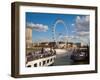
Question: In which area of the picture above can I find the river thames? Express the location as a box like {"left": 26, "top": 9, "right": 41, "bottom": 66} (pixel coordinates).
{"left": 53, "top": 49, "right": 89, "bottom": 66}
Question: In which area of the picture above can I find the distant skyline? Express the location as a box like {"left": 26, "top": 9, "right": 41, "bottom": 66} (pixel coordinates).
{"left": 26, "top": 12, "right": 90, "bottom": 45}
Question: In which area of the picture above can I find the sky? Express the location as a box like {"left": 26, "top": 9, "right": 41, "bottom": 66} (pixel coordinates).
{"left": 26, "top": 12, "right": 90, "bottom": 45}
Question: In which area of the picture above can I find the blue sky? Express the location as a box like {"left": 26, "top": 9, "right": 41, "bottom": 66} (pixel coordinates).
{"left": 26, "top": 12, "right": 89, "bottom": 44}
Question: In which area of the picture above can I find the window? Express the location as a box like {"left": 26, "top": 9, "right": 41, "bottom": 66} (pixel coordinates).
{"left": 43, "top": 61, "right": 45, "bottom": 65}
{"left": 50, "top": 58, "right": 52, "bottom": 62}
{"left": 27, "top": 65, "right": 31, "bottom": 67}
{"left": 47, "top": 60, "right": 49, "bottom": 63}
{"left": 34, "top": 63, "right": 37, "bottom": 67}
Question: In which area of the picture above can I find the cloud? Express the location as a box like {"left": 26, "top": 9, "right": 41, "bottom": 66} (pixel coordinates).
{"left": 76, "top": 31, "right": 89, "bottom": 36}
{"left": 54, "top": 35, "right": 89, "bottom": 45}
{"left": 71, "top": 23, "right": 75, "bottom": 26}
{"left": 72, "top": 15, "right": 90, "bottom": 41}
{"left": 27, "top": 23, "right": 48, "bottom": 32}
{"left": 68, "top": 35, "right": 89, "bottom": 44}
{"left": 75, "top": 16, "right": 90, "bottom": 32}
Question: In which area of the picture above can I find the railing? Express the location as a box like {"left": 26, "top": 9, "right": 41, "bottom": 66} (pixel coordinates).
{"left": 26, "top": 49, "right": 56, "bottom": 63}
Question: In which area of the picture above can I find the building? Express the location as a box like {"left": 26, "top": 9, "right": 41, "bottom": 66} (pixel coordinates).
{"left": 26, "top": 27, "right": 33, "bottom": 48}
